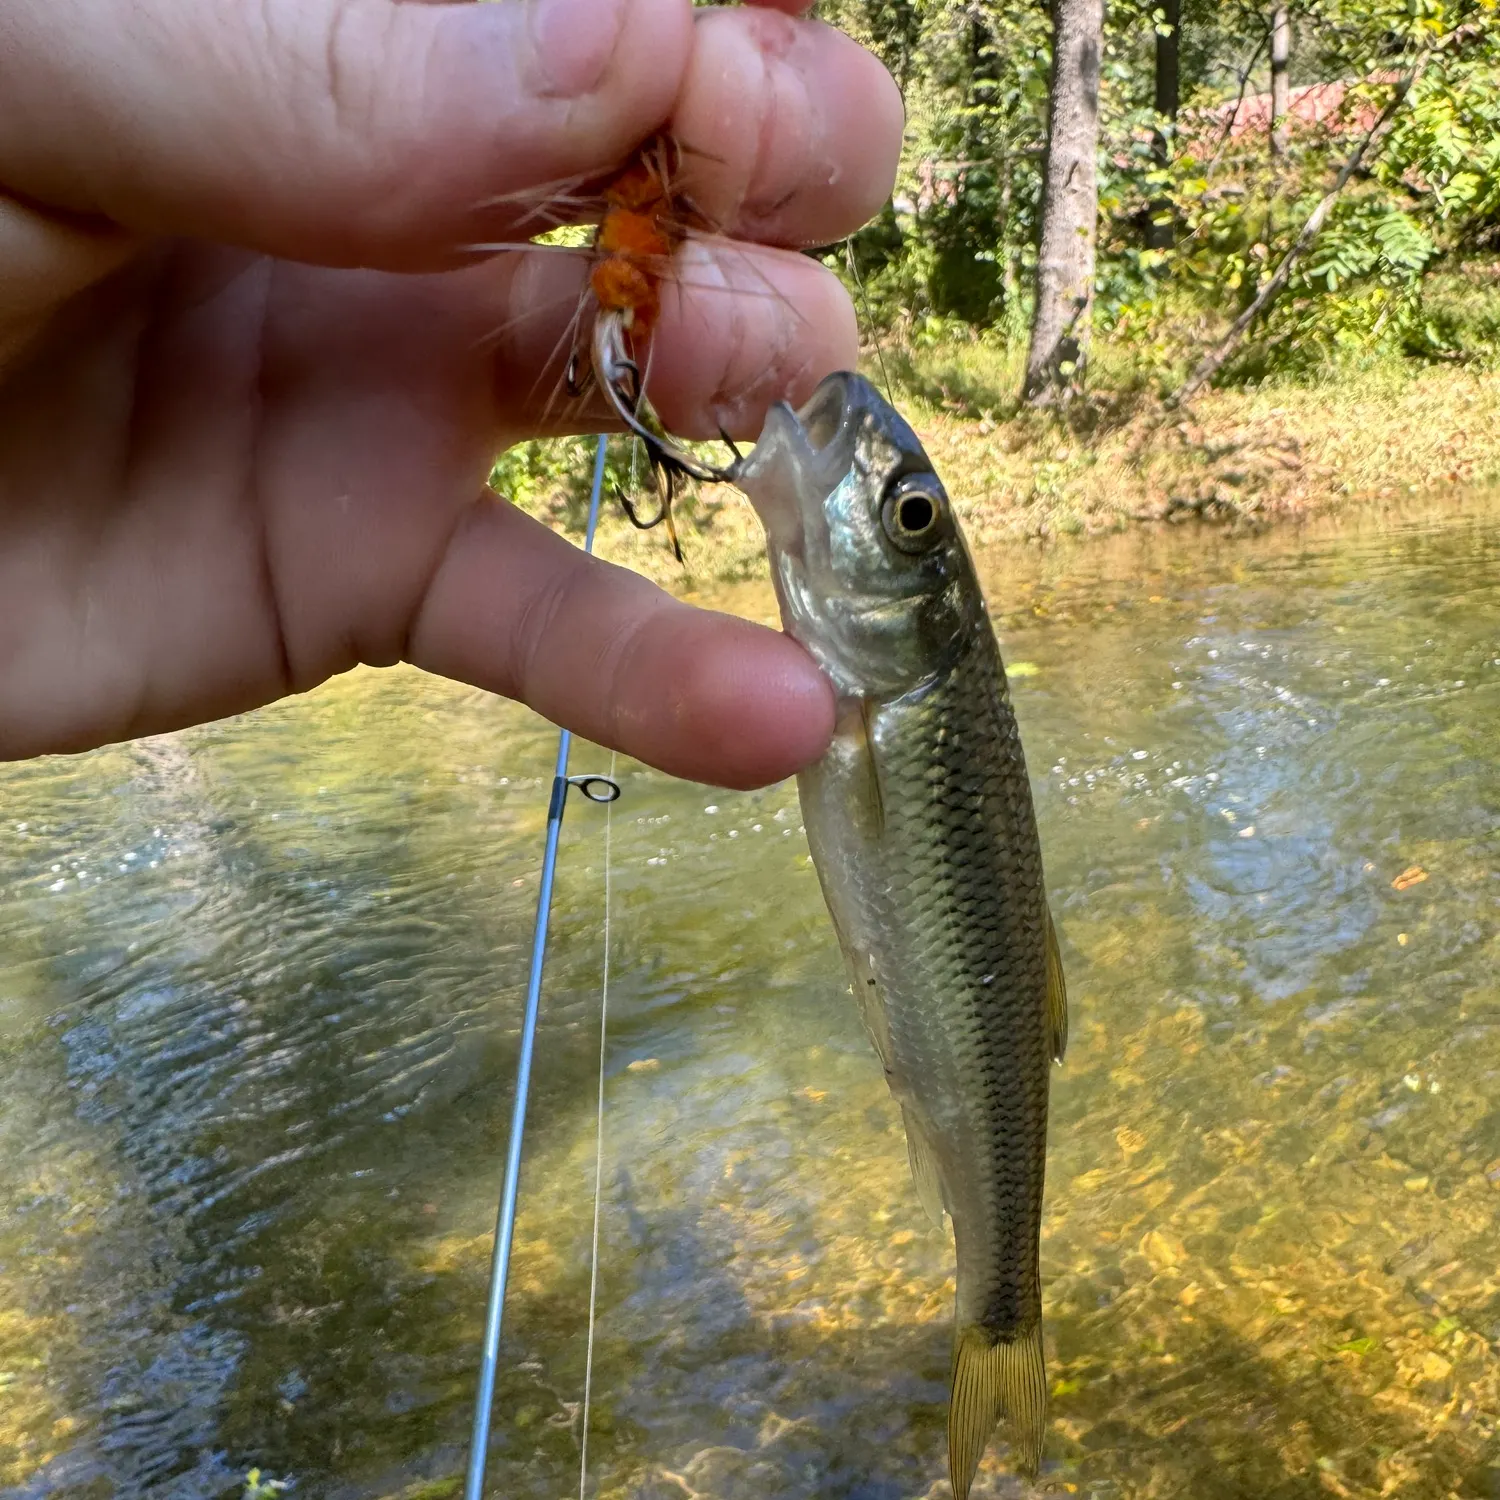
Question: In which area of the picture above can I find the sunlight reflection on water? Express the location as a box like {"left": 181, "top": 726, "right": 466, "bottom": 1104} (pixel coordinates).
{"left": 2, "top": 497, "right": 1498, "bottom": 1500}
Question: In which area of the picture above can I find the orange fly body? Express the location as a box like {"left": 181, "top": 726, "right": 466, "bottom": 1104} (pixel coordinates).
{"left": 562, "top": 135, "right": 729, "bottom": 559}
{"left": 469, "top": 134, "right": 740, "bottom": 556}
{"left": 582, "top": 136, "right": 707, "bottom": 354}
{"left": 588, "top": 150, "right": 680, "bottom": 333}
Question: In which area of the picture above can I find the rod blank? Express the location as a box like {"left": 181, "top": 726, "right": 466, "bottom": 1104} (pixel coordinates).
{"left": 465, "top": 435, "right": 610, "bottom": 1500}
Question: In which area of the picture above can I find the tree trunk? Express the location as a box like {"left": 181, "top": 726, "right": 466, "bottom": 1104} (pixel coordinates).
{"left": 1023, "top": 0, "right": 1105, "bottom": 404}
{"left": 1146, "top": 0, "right": 1181, "bottom": 248}
{"left": 1270, "top": 4, "right": 1291, "bottom": 156}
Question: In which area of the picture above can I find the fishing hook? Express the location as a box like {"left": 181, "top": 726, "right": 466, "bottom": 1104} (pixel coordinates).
{"left": 592, "top": 312, "right": 734, "bottom": 487}
{"left": 565, "top": 348, "right": 593, "bottom": 400}
{"left": 613, "top": 473, "right": 686, "bottom": 564}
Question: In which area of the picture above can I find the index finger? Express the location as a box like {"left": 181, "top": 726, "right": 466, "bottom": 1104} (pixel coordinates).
{"left": 406, "top": 494, "right": 836, "bottom": 790}
{"left": 0, "top": 0, "right": 691, "bottom": 268}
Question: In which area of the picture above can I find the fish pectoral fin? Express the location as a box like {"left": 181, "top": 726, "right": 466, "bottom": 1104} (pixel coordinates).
{"left": 829, "top": 694, "right": 886, "bottom": 840}
{"left": 829, "top": 913, "right": 898, "bottom": 1080}
{"left": 853, "top": 696, "right": 886, "bottom": 839}
{"left": 1045, "top": 909, "right": 1068, "bottom": 1064}
{"left": 900, "top": 1107, "right": 947, "bottom": 1228}
{"left": 949, "top": 1321, "right": 1048, "bottom": 1496}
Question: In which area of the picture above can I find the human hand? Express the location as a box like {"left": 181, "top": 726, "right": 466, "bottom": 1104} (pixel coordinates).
{"left": 0, "top": 0, "right": 902, "bottom": 787}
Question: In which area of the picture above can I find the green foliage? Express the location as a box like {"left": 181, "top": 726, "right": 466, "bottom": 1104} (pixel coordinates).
{"left": 817, "top": 0, "right": 1500, "bottom": 394}
{"left": 1303, "top": 204, "right": 1434, "bottom": 293}
{"left": 820, "top": 0, "right": 1051, "bottom": 335}
{"left": 1410, "top": 264, "right": 1500, "bottom": 350}
{"left": 1380, "top": 34, "right": 1500, "bottom": 231}
{"left": 489, "top": 435, "right": 622, "bottom": 532}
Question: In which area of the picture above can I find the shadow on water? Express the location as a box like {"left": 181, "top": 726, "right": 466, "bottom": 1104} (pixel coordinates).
{"left": 3, "top": 496, "right": 1500, "bottom": 1498}
{"left": 0, "top": 690, "right": 628, "bottom": 1496}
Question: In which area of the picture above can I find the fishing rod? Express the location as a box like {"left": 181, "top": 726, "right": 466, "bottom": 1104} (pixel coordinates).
{"left": 465, "top": 435, "right": 621, "bottom": 1500}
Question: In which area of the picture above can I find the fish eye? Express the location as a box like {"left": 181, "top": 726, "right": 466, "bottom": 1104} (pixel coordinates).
{"left": 881, "top": 476, "right": 946, "bottom": 553}
{"left": 898, "top": 493, "right": 934, "bottom": 531}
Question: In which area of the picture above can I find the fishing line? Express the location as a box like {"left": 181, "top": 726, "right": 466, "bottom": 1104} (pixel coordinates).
{"left": 465, "top": 435, "right": 620, "bottom": 1500}
{"left": 845, "top": 236, "right": 896, "bottom": 406}
{"left": 577, "top": 746, "right": 616, "bottom": 1500}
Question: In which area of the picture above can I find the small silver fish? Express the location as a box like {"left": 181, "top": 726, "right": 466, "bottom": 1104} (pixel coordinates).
{"left": 731, "top": 372, "right": 1067, "bottom": 1495}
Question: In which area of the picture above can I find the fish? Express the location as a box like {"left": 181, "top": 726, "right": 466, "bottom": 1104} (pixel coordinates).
{"left": 729, "top": 371, "right": 1067, "bottom": 1495}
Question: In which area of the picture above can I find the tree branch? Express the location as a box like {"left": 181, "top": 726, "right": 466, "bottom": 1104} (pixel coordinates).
{"left": 1171, "top": 54, "right": 1429, "bottom": 406}
{"left": 1206, "top": 24, "right": 1274, "bottom": 176}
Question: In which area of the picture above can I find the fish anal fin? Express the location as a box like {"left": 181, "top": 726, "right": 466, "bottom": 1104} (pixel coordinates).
{"left": 949, "top": 1321, "right": 1048, "bottom": 1496}
{"left": 900, "top": 1107, "right": 946, "bottom": 1228}
{"left": 1045, "top": 909, "right": 1068, "bottom": 1064}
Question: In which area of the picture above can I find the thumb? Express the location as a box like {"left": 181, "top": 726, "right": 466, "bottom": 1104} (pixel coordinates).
{"left": 0, "top": 0, "right": 692, "bottom": 269}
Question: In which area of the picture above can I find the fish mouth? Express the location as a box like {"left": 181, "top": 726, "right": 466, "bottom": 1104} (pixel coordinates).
{"left": 728, "top": 371, "right": 867, "bottom": 556}
{"left": 793, "top": 370, "right": 861, "bottom": 455}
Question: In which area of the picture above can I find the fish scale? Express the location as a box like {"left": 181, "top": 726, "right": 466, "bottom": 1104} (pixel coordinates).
{"left": 866, "top": 642, "right": 1052, "bottom": 1337}
{"left": 732, "top": 371, "right": 1066, "bottom": 1497}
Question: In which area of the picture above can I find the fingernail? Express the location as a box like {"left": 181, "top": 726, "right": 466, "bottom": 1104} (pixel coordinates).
{"left": 527, "top": 0, "right": 627, "bottom": 98}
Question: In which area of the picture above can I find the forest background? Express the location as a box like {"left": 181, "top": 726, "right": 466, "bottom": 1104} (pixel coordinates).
{"left": 499, "top": 0, "right": 1500, "bottom": 573}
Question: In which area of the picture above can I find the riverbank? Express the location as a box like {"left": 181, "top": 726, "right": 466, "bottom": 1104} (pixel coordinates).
{"left": 521, "top": 358, "right": 1500, "bottom": 588}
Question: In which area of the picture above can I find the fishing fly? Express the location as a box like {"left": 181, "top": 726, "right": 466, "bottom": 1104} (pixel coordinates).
{"left": 480, "top": 132, "right": 739, "bottom": 561}
{"left": 574, "top": 135, "right": 736, "bottom": 561}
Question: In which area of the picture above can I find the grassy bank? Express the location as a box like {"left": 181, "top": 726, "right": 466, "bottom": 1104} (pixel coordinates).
{"left": 890, "top": 345, "right": 1500, "bottom": 538}
{"left": 510, "top": 351, "right": 1500, "bottom": 589}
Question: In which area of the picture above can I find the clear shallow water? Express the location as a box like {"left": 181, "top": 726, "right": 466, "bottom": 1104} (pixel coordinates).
{"left": 2, "top": 499, "right": 1499, "bottom": 1500}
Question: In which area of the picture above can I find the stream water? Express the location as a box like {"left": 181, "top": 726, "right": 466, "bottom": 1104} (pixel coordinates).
{"left": 2, "top": 497, "right": 1498, "bottom": 1500}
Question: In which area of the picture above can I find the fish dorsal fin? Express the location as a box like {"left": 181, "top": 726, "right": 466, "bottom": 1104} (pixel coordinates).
{"left": 1045, "top": 909, "right": 1068, "bottom": 1063}
{"left": 900, "top": 1106, "right": 947, "bottom": 1228}
{"left": 949, "top": 1321, "right": 1048, "bottom": 1495}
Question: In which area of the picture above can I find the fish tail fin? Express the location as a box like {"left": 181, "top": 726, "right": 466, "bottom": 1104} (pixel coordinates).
{"left": 949, "top": 1321, "right": 1048, "bottom": 1496}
